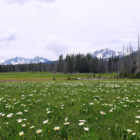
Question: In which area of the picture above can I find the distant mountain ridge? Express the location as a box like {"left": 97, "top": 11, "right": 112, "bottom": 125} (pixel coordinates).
{"left": 92, "top": 48, "right": 123, "bottom": 59}
{"left": 0, "top": 48, "right": 123, "bottom": 65}
{"left": 0, "top": 56, "right": 50, "bottom": 65}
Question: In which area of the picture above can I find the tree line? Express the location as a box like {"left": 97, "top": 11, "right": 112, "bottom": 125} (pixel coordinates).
{"left": 0, "top": 34, "right": 140, "bottom": 78}
{"left": 0, "top": 51, "right": 139, "bottom": 78}
{"left": 58, "top": 53, "right": 119, "bottom": 74}
{"left": 0, "top": 53, "right": 119, "bottom": 74}
{"left": 0, "top": 62, "right": 57, "bottom": 73}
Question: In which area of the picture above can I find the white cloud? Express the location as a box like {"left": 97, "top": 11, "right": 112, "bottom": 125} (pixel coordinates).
{"left": 0, "top": 24, "right": 17, "bottom": 51}
{"left": 7, "top": 0, "right": 28, "bottom": 4}
{"left": 7, "top": 0, "right": 55, "bottom": 4}
{"left": 38, "top": 0, "right": 55, "bottom": 2}
{"left": 0, "top": 29, "right": 17, "bottom": 41}
{"left": 0, "top": 0, "right": 140, "bottom": 62}
{"left": 38, "top": 33, "right": 92, "bottom": 58}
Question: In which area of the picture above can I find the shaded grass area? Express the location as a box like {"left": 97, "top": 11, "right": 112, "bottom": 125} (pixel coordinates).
{"left": 0, "top": 80, "right": 140, "bottom": 139}
{"left": 0, "top": 72, "right": 117, "bottom": 81}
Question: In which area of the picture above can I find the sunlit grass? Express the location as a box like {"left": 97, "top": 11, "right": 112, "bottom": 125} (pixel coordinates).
{"left": 0, "top": 72, "right": 117, "bottom": 81}
{"left": 0, "top": 80, "right": 140, "bottom": 139}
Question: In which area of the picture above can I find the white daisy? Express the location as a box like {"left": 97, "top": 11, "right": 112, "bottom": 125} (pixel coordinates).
{"left": 54, "top": 127, "right": 59, "bottom": 130}
{"left": 19, "top": 131, "right": 24, "bottom": 136}
{"left": 7, "top": 113, "right": 13, "bottom": 118}
{"left": 36, "top": 129, "right": 42, "bottom": 133}
{"left": 84, "top": 127, "right": 89, "bottom": 131}
{"left": 79, "top": 122, "right": 84, "bottom": 126}
{"left": 43, "top": 120, "right": 48, "bottom": 124}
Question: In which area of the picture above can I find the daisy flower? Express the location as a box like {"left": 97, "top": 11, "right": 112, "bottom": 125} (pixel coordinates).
{"left": 30, "top": 126, "right": 35, "bottom": 129}
{"left": 19, "top": 131, "right": 24, "bottom": 136}
{"left": 84, "top": 127, "right": 89, "bottom": 131}
{"left": 36, "top": 129, "right": 42, "bottom": 134}
{"left": 54, "top": 127, "right": 59, "bottom": 131}
{"left": 43, "top": 120, "right": 48, "bottom": 124}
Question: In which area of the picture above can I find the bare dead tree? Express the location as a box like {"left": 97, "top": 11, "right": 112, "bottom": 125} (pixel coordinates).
{"left": 138, "top": 33, "right": 140, "bottom": 72}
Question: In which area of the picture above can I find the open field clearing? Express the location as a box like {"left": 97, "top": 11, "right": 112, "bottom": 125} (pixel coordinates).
{"left": 0, "top": 72, "right": 117, "bottom": 81}
{"left": 0, "top": 80, "right": 140, "bottom": 139}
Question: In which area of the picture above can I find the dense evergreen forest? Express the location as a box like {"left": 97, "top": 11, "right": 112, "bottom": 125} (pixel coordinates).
{"left": 0, "top": 53, "right": 119, "bottom": 74}
{"left": 0, "top": 50, "right": 139, "bottom": 79}
{"left": 0, "top": 35, "right": 140, "bottom": 78}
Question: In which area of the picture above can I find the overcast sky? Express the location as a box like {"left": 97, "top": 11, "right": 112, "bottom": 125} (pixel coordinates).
{"left": 0, "top": 0, "right": 140, "bottom": 62}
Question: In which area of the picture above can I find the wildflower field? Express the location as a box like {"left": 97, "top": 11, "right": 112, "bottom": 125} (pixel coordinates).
{"left": 0, "top": 80, "right": 140, "bottom": 139}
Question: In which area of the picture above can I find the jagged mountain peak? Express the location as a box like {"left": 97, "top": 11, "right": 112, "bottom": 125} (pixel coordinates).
{"left": 0, "top": 48, "right": 123, "bottom": 65}
{"left": 1, "top": 57, "right": 50, "bottom": 65}
{"left": 92, "top": 48, "right": 123, "bottom": 59}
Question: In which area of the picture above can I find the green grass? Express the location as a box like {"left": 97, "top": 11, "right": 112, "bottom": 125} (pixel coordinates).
{"left": 0, "top": 72, "right": 117, "bottom": 81}
{"left": 0, "top": 80, "right": 140, "bottom": 139}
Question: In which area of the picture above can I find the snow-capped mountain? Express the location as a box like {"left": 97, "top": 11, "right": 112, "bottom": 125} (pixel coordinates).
{"left": 0, "top": 48, "right": 123, "bottom": 65}
{"left": 92, "top": 48, "right": 123, "bottom": 59}
{"left": 1, "top": 57, "right": 50, "bottom": 65}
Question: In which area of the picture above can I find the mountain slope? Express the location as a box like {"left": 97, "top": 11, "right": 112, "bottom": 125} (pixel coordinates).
{"left": 1, "top": 56, "right": 50, "bottom": 65}
{"left": 92, "top": 48, "right": 123, "bottom": 59}
{"left": 0, "top": 48, "right": 123, "bottom": 65}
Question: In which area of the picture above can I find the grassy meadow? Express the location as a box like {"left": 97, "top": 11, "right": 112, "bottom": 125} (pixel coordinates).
{"left": 0, "top": 72, "right": 117, "bottom": 81}
{"left": 0, "top": 79, "right": 140, "bottom": 139}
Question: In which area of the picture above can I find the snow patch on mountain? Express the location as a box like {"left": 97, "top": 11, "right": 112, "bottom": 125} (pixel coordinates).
{"left": 0, "top": 56, "right": 50, "bottom": 65}
{"left": 92, "top": 48, "right": 123, "bottom": 59}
